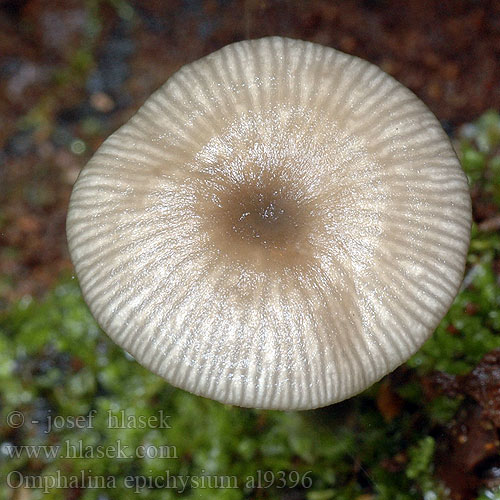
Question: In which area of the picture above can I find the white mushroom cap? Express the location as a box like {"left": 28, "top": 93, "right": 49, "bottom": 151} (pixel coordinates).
{"left": 66, "top": 37, "right": 471, "bottom": 410}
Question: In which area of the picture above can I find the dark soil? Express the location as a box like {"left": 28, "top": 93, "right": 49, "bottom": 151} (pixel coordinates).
{"left": 1, "top": 0, "right": 499, "bottom": 305}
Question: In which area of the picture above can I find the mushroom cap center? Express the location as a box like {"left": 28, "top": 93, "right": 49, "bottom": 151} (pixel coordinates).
{"left": 230, "top": 191, "right": 292, "bottom": 243}
{"left": 199, "top": 175, "right": 311, "bottom": 270}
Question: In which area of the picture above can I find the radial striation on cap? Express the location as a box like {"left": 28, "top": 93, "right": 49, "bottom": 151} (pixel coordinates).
{"left": 67, "top": 37, "right": 471, "bottom": 410}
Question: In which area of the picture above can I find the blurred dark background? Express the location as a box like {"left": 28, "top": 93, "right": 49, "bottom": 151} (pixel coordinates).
{"left": 1, "top": 3, "right": 500, "bottom": 500}
{"left": 0, "top": 0, "right": 499, "bottom": 307}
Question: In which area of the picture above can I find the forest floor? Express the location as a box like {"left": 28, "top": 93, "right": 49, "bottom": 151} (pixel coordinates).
{"left": 1, "top": 0, "right": 499, "bottom": 306}
{"left": 0, "top": 3, "right": 499, "bottom": 499}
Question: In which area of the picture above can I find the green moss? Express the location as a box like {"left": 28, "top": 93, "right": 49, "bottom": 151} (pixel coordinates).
{"left": 0, "top": 284, "right": 443, "bottom": 499}
{"left": 406, "top": 437, "right": 437, "bottom": 494}
{"left": 1, "top": 112, "right": 500, "bottom": 498}
{"left": 408, "top": 112, "right": 500, "bottom": 377}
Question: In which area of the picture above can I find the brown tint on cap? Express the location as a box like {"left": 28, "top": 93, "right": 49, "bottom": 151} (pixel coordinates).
{"left": 67, "top": 37, "right": 471, "bottom": 410}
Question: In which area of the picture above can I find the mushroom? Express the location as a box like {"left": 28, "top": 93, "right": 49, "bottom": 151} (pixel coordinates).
{"left": 66, "top": 37, "right": 471, "bottom": 410}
